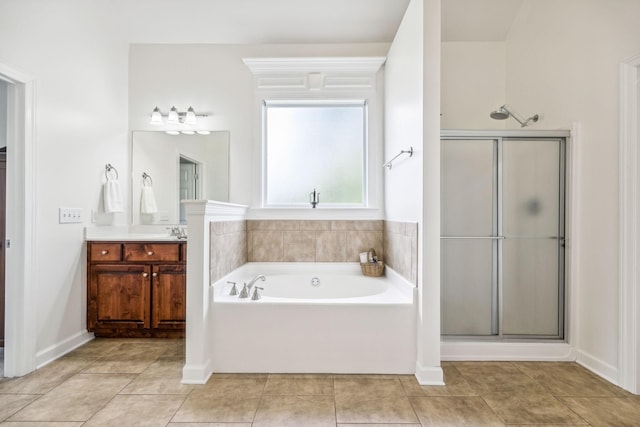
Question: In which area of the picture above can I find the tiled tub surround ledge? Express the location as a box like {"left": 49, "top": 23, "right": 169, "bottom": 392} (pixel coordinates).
{"left": 211, "top": 262, "right": 417, "bottom": 374}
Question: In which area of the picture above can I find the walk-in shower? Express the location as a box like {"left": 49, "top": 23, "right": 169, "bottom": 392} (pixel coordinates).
{"left": 490, "top": 105, "right": 540, "bottom": 127}
{"left": 441, "top": 129, "right": 568, "bottom": 341}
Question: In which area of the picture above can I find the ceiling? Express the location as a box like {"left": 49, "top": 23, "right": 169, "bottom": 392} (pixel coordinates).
{"left": 123, "top": 0, "right": 412, "bottom": 44}
{"left": 119, "top": 0, "right": 520, "bottom": 45}
{"left": 442, "top": 0, "right": 523, "bottom": 41}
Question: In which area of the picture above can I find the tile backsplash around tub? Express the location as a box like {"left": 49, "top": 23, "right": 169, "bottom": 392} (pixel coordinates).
{"left": 247, "top": 220, "right": 384, "bottom": 263}
{"left": 383, "top": 220, "right": 418, "bottom": 285}
{"left": 210, "top": 219, "right": 418, "bottom": 286}
{"left": 210, "top": 220, "right": 247, "bottom": 284}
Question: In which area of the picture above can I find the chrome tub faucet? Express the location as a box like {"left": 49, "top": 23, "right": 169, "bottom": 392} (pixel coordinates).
{"left": 247, "top": 274, "right": 266, "bottom": 290}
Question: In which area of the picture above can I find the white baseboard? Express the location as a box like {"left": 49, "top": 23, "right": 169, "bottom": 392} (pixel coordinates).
{"left": 441, "top": 341, "right": 576, "bottom": 361}
{"left": 415, "top": 362, "right": 444, "bottom": 385}
{"left": 182, "top": 359, "right": 213, "bottom": 384}
{"left": 576, "top": 349, "right": 620, "bottom": 386}
{"left": 36, "top": 330, "right": 94, "bottom": 369}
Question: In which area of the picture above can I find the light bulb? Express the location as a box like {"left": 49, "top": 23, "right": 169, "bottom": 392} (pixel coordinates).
{"left": 185, "top": 107, "right": 197, "bottom": 125}
{"left": 167, "top": 106, "right": 180, "bottom": 124}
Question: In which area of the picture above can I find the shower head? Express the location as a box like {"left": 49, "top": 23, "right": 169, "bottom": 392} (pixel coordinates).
{"left": 490, "top": 107, "right": 510, "bottom": 120}
{"left": 489, "top": 105, "right": 540, "bottom": 127}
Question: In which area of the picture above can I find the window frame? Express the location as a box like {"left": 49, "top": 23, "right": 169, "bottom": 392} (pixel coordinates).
{"left": 243, "top": 56, "right": 385, "bottom": 218}
{"left": 261, "top": 99, "right": 369, "bottom": 209}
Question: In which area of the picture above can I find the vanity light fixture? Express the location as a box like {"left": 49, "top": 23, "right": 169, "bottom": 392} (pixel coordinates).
{"left": 149, "top": 106, "right": 209, "bottom": 125}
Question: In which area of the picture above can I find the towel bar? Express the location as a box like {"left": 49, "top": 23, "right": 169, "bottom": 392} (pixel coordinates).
{"left": 105, "top": 163, "right": 119, "bottom": 180}
{"left": 142, "top": 172, "right": 153, "bottom": 185}
{"left": 383, "top": 147, "right": 413, "bottom": 170}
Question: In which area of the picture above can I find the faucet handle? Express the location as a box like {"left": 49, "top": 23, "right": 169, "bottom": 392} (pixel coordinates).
{"left": 227, "top": 281, "right": 238, "bottom": 296}
{"left": 251, "top": 286, "right": 264, "bottom": 301}
{"left": 238, "top": 283, "right": 249, "bottom": 298}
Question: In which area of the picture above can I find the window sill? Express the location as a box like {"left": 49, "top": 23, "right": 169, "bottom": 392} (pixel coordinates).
{"left": 247, "top": 206, "right": 383, "bottom": 220}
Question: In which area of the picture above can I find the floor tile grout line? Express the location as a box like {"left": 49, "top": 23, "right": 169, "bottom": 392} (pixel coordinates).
{"left": 167, "top": 379, "right": 197, "bottom": 425}
{"left": 332, "top": 375, "right": 338, "bottom": 426}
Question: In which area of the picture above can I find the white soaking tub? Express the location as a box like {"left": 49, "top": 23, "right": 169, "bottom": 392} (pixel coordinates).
{"left": 210, "top": 262, "right": 417, "bottom": 374}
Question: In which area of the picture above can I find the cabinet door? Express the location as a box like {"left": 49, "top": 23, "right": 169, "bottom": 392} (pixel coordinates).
{"left": 89, "top": 264, "right": 151, "bottom": 330}
{"left": 151, "top": 264, "right": 186, "bottom": 329}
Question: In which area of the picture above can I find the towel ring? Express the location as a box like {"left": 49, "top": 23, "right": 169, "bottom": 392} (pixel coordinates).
{"left": 142, "top": 172, "right": 153, "bottom": 185}
{"left": 105, "top": 163, "right": 119, "bottom": 180}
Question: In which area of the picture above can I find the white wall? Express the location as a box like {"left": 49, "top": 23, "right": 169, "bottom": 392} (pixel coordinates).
{"left": 441, "top": 42, "right": 506, "bottom": 129}
{"left": 385, "top": 2, "right": 424, "bottom": 223}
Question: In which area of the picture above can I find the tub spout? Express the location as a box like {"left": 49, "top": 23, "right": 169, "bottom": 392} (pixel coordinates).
{"left": 247, "top": 274, "right": 266, "bottom": 290}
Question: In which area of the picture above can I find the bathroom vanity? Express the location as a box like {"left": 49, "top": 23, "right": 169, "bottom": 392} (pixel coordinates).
{"left": 86, "top": 240, "right": 186, "bottom": 337}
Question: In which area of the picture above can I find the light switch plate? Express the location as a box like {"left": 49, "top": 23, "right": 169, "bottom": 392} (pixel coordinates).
{"left": 59, "top": 207, "right": 83, "bottom": 224}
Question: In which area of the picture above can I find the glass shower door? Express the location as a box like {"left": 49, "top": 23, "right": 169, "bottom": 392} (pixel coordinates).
{"left": 441, "top": 139, "right": 497, "bottom": 336}
{"left": 501, "top": 139, "right": 564, "bottom": 337}
{"left": 441, "top": 135, "right": 565, "bottom": 339}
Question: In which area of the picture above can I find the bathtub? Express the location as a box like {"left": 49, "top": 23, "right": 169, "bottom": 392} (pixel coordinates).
{"left": 210, "top": 262, "right": 417, "bottom": 374}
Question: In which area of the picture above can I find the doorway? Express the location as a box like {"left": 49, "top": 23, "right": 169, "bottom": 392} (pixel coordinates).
{"left": 179, "top": 156, "right": 200, "bottom": 224}
{"left": 441, "top": 131, "right": 567, "bottom": 340}
{"left": 0, "top": 62, "right": 36, "bottom": 378}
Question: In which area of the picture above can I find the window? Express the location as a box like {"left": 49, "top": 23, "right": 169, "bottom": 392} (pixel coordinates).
{"left": 263, "top": 100, "right": 367, "bottom": 207}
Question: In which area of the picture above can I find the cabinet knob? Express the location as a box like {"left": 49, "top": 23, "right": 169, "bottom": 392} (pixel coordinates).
{"left": 142, "top": 272, "right": 149, "bottom": 278}
{"left": 101, "top": 250, "right": 108, "bottom": 255}
{"left": 147, "top": 251, "right": 154, "bottom": 256}
{"left": 152, "top": 272, "right": 158, "bottom": 277}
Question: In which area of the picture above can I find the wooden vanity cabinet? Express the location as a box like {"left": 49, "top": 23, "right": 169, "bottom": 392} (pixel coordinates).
{"left": 87, "top": 241, "right": 186, "bottom": 338}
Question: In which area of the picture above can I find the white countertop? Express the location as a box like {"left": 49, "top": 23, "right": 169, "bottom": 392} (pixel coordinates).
{"left": 84, "top": 226, "right": 187, "bottom": 242}
{"left": 86, "top": 234, "right": 184, "bottom": 242}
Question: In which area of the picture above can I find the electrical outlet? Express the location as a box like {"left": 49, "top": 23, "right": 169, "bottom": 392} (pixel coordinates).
{"left": 59, "top": 207, "right": 83, "bottom": 224}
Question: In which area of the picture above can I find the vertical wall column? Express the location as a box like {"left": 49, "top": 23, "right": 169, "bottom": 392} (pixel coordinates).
{"left": 417, "top": 0, "right": 444, "bottom": 385}
{"left": 182, "top": 200, "right": 247, "bottom": 384}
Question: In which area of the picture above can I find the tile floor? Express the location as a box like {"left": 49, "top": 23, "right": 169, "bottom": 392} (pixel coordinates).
{"left": 0, "top": 338, "right": 639, "bottom": 426}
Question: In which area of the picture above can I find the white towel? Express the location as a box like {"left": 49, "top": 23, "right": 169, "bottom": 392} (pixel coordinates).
{"left": 140, "top": 185, "right": 158, "bottom": 214}
{"left": 103, "top": 179, "right": 123, "bottom": 213}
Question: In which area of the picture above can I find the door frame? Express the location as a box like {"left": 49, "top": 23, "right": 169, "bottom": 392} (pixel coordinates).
{"left": 0, "top": 62, "right": 37, "bottom": 377}
{"left": 618, "top": 52, "right": 640, "bottom": 394}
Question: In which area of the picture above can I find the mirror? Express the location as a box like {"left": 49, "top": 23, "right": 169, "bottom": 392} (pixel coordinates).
{"left": 131, "top": 131, "right": 229, "bottom": 225}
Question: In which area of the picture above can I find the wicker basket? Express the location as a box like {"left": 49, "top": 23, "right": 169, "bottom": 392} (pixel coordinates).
{"left": 360, "top": 260, "right": 385, "bottom": 277}
{"left": 360, "top": 248, "right": 385, "bottom": 277}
